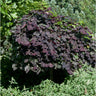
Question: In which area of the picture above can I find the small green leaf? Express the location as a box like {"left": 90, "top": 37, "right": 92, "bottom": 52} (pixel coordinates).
{"left": 10, "top": 13, "right": 18, "bottom": 19}
{"left": 5, "top": 0, "right": 12, "bottom": 4}
{"left": 5, "top": 30, "right": 11, "bottom": 36}
{"left": 79, "top": 20, "right": 84, "bottom": 25}
{"left": 72, "top": 25, "right": 76, "bottom": 28}
{"left": 7, "top": 22, "right": 13, "bottom": 27}
{"left": 12, "top": 3, "right": 17, "bottom": 9}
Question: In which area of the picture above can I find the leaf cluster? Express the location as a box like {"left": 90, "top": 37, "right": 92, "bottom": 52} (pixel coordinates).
{"left": 0, "top": 0, "right": 48, "bottom": 58}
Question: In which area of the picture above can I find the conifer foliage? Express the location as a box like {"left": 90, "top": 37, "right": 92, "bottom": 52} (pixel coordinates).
{"left": 11, "top": 8, "right": 96, "bottom": 74}
{"left": 45, "top": 0, "right": 96, "bottom": 34}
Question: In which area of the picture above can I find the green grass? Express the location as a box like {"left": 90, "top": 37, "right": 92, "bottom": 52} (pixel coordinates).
{"left": 0, "top": 65, "right": 96, "bottom": 96}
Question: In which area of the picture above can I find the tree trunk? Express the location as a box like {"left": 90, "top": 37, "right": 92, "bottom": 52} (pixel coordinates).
{"left": 50, "top": 68, "right": 53, "bottom": 81}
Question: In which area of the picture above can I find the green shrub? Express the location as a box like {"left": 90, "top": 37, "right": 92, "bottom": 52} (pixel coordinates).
{"left": 32, "top": 65, "right": 96, "bottom": 96}
{"left": 1, "top": 0, "right": 48, "bottom": 57}
{"left": 45, "top": 0, "right": 96, "bottom": 34}
{"left": 0, "top": 65, "right": 96, "bottom": 96}
{"left": 0, "top": 0, "right": 48, "bottom": 87}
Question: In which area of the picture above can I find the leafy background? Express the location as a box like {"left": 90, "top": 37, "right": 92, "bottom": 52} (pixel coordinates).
{"left": 1, "top": 0, "right": 49, "bottom": 87}
{"left": 0, "top": 0, "right": 96, "bottom": 95}
{"left": 45, "top": 0, "right": 96, "bottom": 35}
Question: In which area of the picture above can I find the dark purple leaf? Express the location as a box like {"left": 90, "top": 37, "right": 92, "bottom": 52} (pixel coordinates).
{"left": 21, "top": 22, "right": 26, "bottom": 29}
{"left": 24, "top": 59, "right": 28, "bottom": 63}
{"left": 27, "top": 25, "right": 33, "bottom": 31}
{"left": 48, "top": 63, "right": 54, "bottom": 68}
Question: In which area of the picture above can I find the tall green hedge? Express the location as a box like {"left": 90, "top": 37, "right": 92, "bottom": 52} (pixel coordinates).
{"left": 1, "top": 0, "right": 48, "bottom": 58}
{"left": 0, "top": 0, "right": 48, "bottom": 87}
{"left": 45, "top": 0, "right": 96, "bottom": 34}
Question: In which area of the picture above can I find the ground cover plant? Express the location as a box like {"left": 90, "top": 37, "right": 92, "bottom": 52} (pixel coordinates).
{"left": 0, "top": 65, "right": 96, "bottom": 96}
{"left": 1, "top": 0, "right": 48, "bottom": 58}
{"left": 11, "top": 8, "right": 96, "bottom": 75}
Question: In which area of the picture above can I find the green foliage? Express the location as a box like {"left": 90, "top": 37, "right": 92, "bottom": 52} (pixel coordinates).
{"left": 0, "top": 0, "right": 48, "bottom": 87}
{"left": 1, "top": 0, "right": 96, "bottom": 92}
{"left": 0, "top": 86, "right": 33, "bottom": 96}
{"left": 32, "top": 65, "right": 96, "bottom": 96}
{"left": 0, "top": 65, "right": 96, "bottom": 96}
{"left": 1, "top": 0, "right": 48, "bottom": 39}
{"left": 1, "top": 0, "right": 48, "bottom": 57}
{"left": 45, "top": 0, "right": 96, "bottom": 34}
